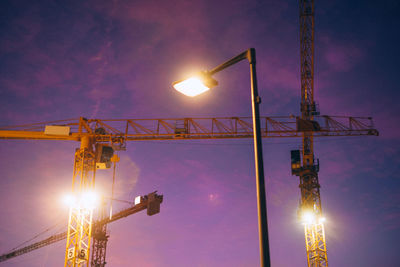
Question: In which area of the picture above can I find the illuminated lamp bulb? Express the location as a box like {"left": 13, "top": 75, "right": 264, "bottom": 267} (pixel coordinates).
{"left": 173, "top": 72, "right": 218, "bottom": 97}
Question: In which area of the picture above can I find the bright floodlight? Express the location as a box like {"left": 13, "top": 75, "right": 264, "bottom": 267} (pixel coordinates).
{"left": 134, "top": 196, "right": 141, "bottom": 205}
{"left": 63, "top": 194, "right": 77, "bottom": 207}
{"left": 81, "top": 191, "right": 99, "bottom": 210}
{"left": 302, "top": 211, "right": 315, "bottom": 224}
{"left": 301, "top": 211, "right": 326, "bottom": 225}
{"left": 173, "top": 72, "right": 218, "bottom": 97}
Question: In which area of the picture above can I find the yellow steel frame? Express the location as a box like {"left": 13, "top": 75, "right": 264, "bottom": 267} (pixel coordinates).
{"left": 304, "top": 223, "right": 327, "bottom": 267}
{"left": 64, "top": 136, "right": 96, "bottom": 267}
{"left": 298, "top": 166, "right": 328, "bottom": 266}
{"left": 0, "top": 116, "right": 377, "bottom": 266}
{"left": 299, "top": 0, "right": 328, "bottom": 266}
{"left": 0, "top": 116, "right": 377, "bottom": 141}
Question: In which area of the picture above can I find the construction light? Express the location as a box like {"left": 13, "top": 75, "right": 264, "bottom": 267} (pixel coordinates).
{"left": 62, "top": 191, "right": 99, "bottom": 210}
{"left": 81, "top": 191, "right": 99, "bottom": 210}
{"left": 134, "top": 196, "right": 141, "bottom": 205}
{"left": 301, "top": 211, "right": 316, "bottom": 225}
{"left": 62, "top": 194, "right": 77, "bottom": 207}
{"left": 172, "top": 72, "right": 218, "bottom": 97}
{"left": 300, "top": 210, "right": 327, "bottom": 225}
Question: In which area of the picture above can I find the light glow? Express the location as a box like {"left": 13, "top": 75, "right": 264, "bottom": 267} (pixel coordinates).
{"left": 302, "top": 211, "right": 316, "bottom": 224}
{"left": 173, "top": 72, "right": 218, "bottom": 97}
{"left": 62, "top": 194, "right": 77, "bottom": 207}
{"left": 173, "top": 77, "right": 211, "bottom": 97}
{"left": 300, "top": 211, "right": 326, "bottom": 225}
{"left": 81, "top": 191, "right": 99, "bottom": 210}
{"left": 134, "top": 196, "right": 141, "bottom": 205}
{"left": 62, "top": 191, "right": 99, "bottom": 210}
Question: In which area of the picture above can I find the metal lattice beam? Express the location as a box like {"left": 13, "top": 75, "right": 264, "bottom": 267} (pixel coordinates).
{"left": 0, "top": 116, "right": 378, "bottom": 142}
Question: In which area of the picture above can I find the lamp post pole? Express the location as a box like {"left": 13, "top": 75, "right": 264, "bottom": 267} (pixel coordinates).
{"left": 247, "top": 48, "right": 270, "bottom": 267}
{"left": 175, "top": 48, "right": 271, "bottom": 267}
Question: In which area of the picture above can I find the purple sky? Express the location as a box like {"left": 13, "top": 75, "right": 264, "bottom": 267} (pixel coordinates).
{"left": 0, "top": 0, "right": 399, "bottom": 266}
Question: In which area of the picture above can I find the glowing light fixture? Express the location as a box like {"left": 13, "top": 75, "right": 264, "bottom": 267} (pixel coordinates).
{"left": 81, "top": 191, "right": 99, "bottom": 210}
{"left": 63, "top": 194, "right": 77, "bottom": 207}
{"left": 62, "top": 191, "right": 99, "bottom": 210}
{"left": 302, "top": 211, "right": 316, "bottom": 224}
{"left": 134, "top": 196, "right": 141, "bottom": 205}
{"left": 173, "top": 72, "right": 218, "bottom": 97}
{"left": 300, "top": 210, "right": 326, "bottom": 225}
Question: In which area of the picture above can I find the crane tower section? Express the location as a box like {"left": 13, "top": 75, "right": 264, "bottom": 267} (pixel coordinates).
{"left": 64, "top": 134, "right": 99, "bottom": 267}
{"left": 295, "top": 0, "right": 329, "bottom": 266}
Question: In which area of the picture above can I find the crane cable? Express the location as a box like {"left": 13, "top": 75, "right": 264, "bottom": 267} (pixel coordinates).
{"left": 109, "top": 154, "right": 120, "bottom": 219}
{"left": 6, "top": 216, "right": 65, "bottom": 253}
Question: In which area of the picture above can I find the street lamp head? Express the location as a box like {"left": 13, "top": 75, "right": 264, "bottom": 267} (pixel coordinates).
{"left": 172, "top": 71, "right": 218, "bottom": 97}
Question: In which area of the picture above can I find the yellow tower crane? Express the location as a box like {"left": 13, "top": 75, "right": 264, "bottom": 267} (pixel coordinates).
{"left": 0, "top": 115, "right": 377, "bottom": 266}
{"left": 291, "top": 0, "right": 328, "bottom": 266}
{"left": 0, "top": 191, "right": 163, "bottom": 264}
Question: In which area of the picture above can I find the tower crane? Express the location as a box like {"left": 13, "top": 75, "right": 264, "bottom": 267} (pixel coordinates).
{"left": 0, "top": 191, "right": 163, "bottom": 264}
{"left": 0, "top": 115, "right": 377, "bottom": 266}
{"left": 294, "top": 1, "right": 327, "bottom": 266}
{"left": 291, "top": 0, "right": 329, "bottom": 264}
{"left": 297, "top": 0, "right": 329, "bottom": 264}
{"left": 290, "top": 0, "right": 366, "bottom": 266}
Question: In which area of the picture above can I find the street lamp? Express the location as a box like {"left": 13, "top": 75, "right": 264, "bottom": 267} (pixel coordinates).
{"left": 172, "top": 48, "right": 271, "bottom": 267}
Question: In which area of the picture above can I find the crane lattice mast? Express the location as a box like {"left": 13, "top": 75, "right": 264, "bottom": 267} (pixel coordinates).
{"left": 64, "top": 133, "right": 97, "bottom": 267}
{"left": 90, "top": 199, "right": 109, "bottom": 267}
{"left": 294, "top": 0, "right": 328, "bottom": 266}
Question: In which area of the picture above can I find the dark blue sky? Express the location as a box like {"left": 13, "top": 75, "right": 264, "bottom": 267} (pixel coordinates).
{"left": 0, "top": 0, "right": 399, "bottom": 266}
